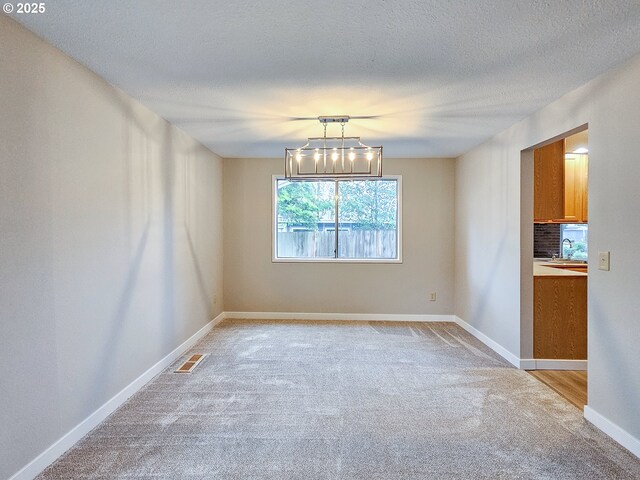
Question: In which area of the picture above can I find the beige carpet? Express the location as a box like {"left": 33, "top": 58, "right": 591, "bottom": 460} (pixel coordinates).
{"left": 38, "top": 320, "right": 640, "bottom": 479}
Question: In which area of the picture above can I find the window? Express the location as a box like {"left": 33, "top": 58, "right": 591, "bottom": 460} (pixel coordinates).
{"left": 273, "top": 176, "right": 401, "bottom": 262}
{"left": 560, "top": 223, "right": 588, "bottom": 260}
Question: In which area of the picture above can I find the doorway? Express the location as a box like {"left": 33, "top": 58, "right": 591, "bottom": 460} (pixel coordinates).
{"left": 520, "top": 125, "right": 589, "bottom": 410}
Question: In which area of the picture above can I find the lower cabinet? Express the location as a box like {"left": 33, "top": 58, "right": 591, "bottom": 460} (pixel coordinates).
{"left": 534, "top": 276, "right": 587, "bottom": 359}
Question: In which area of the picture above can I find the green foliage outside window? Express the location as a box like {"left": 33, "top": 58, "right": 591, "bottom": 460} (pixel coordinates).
{"left": 338, "top": 181, "right": 397, "bottom": 230}
{"left": 277, "top": 181, "right": 333, "bottom": 229}
{"left": 277, "top": 179, "right": 397, "bottom": 231}
{"left": 563, "top": 241, "right": 588, "bottom": 260}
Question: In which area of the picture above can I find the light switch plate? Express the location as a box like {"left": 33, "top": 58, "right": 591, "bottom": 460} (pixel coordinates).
{"left": 598, "top": 251, "right": 610, "bottom": 271}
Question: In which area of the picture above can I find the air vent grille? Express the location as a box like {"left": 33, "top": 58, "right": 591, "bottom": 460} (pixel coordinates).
{"left": 174, "top": 354, "right": 206, "bottom": 373}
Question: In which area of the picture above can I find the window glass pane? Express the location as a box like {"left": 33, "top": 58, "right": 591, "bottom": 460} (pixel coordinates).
{"left": 560, "top": 223, "right": 588, "bottom": 260}
{"left": 276, "top": 179, "right": 335, "bottom": 258}
{"left": 337, "top": 180, "right": 398, "bottom": 259}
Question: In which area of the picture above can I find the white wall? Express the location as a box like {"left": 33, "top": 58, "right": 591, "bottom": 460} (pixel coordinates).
{"left": 0, "top": 16, "right": 223, "bottom": 479}
{"left": 455, "top": 52, "right": 640, "bottom": 446}
{"left": 224, "top": 157, "right": 455, "bottom": 315}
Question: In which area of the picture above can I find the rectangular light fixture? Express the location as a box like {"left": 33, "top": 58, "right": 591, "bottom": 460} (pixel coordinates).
{"left": 285, "top": 116, "right": 383, "bottom": 179}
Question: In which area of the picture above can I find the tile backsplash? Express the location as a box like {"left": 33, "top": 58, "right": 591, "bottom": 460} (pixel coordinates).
{"left": 534, "top": 223, "right": 560, "bottom": 258}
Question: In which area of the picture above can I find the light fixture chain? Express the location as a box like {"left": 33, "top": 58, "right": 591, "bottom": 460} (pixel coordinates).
{"left": 341, "top": 121, "right": 345, "bottom": 169}
{"left": 323, "top": 122, "right": 327, "bottom": 172}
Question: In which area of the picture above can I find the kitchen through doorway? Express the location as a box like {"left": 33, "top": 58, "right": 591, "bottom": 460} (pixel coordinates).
{"left": 521, "top": 126, "right": 589, "bottom": 410}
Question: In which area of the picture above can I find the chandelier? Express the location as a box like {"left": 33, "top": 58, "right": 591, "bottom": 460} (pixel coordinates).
{"left": 284, "top": 116, "right": 383, "bottom": 179}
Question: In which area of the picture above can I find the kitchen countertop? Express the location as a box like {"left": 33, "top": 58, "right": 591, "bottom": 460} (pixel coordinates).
{"left": 534, "top": 262, "right": 588, "bottom": 277}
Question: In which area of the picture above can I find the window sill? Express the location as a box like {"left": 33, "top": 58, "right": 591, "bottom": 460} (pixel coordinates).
{"left": 272, "top": 257, "right": 403, "bottom": 264}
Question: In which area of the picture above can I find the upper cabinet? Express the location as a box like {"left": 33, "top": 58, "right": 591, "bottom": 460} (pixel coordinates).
{"left": 534, "top": 140, "right": 565, "bottom": 222}
{"left": 563, "top": 153, "right": 588, "bottom": 222}
{"left": 534, "top": 138, "right": 588, "bottom": 223}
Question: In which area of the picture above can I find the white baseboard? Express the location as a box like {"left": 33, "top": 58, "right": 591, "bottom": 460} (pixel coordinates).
{"left": 520, "top": 359, "right": 588, "bottom": 370}
{"left": 519, "top": 359, "right": 537, "bottom": 370}
{"left": 223, "top": 311, "right": 455, "bottom": 322}
{"left": 451, "top": 316, "right": 639, "bottom": 459}
{"left": 452, "top": 317, "right": 589, "bottom": 371}
{"left": 9, "top": 312, "right": 225, "bottom": 480}
{"left": 452, "top": 316, "right": 520, "bottom": 367}
{"left": 584, "top": 406, "right": 640, "bottom": 459}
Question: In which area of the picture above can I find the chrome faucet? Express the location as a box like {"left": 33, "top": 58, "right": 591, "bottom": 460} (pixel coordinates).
{"left": 562, "top": 238, "right": 573, "bottom": 260}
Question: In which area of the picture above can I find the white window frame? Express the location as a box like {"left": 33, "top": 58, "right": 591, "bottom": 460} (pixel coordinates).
{"left": 272, "top": 175, "right": 402, "bottom": 263}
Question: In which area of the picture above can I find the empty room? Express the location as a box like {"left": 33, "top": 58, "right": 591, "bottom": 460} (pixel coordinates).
{"left": 2, "top": 2, "right": 640, "bottom": 479}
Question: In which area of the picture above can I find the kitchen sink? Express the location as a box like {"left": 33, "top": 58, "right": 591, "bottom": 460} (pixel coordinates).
{"left": 536, "top": 259, "right": 588, "bottom": 273}
{"left": 542, "top": 261, "right": 588, "bottom": 273}
{"left": 544, "top": 260, "right": 587, "bottom": 265}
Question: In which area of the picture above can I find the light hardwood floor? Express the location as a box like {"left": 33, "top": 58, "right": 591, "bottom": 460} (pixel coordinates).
{"left": 528, "top": 370, "right": 587, "bottom": 409}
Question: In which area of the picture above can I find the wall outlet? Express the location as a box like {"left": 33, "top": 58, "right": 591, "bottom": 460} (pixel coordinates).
{"left": 429, "top": 292, "right": 437, "bottom": 302}
{"left": 598, "top": 252, "right": 610, "bottom": 271}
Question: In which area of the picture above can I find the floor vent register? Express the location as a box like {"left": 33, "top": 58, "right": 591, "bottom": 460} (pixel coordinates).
{"left": 174, "top": 354, "right": 206, "bottom": 373}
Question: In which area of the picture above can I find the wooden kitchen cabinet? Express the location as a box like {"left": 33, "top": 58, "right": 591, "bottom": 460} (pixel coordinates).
{"left": 534, "top": 139, "right": 588, "bottom": 223}
{"left": 580, "top": 155, "right": 588, "bottom": 222}
{"left": 563, "top": 154, "right": 589, "bottom": 223}
{"left": 534, "top": 275, "right": 587, "bottom": 359}
{"left": 534, "top": 140, "right": 565, "bottom": 222}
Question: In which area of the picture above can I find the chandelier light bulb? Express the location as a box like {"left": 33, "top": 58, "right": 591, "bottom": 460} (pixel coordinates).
{"left": 366, "top": 150, "right": 373, "bottom": 161}
{"left": 314, "top": 149, "right": 320, "bottom": 162}
{"left": 295, "top": 151, "right": 302, "bottom": 162}
{"left": 332, "top": 149, "right": 338, "bottom": 162}
{"left": 349, "top": 149, "right": 356, "bottom": 161}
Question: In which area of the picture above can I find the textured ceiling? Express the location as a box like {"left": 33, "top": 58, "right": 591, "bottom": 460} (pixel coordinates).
{"left": 9, "top": 1, "right": 640, "bottom": 158}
